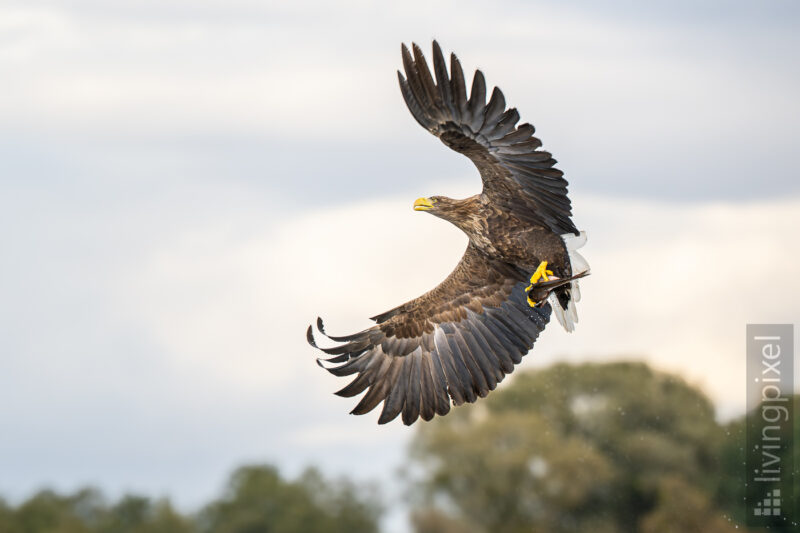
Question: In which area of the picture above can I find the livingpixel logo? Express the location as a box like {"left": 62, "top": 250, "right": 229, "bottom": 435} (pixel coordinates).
{"left": 746, "top": 324, "right": 794, "bottom": 526}
{"left": 752, "top": 488, "right": 781, "bottom": 517}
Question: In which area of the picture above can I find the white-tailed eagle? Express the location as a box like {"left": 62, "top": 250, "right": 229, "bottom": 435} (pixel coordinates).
{"left": 307, "top": 41, "right": 589, "bottom": 425}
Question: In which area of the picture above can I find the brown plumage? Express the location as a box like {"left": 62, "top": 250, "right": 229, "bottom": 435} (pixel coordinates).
{"left": 307, "top": 41, "right": 589, "bottom": 425}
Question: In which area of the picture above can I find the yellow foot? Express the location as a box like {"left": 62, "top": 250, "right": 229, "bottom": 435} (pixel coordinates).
{"left": 525, "top": 260, "right": 554, "bottom": 307}
{"left": 527, "top": 261, "right": 553, "bottom": 287}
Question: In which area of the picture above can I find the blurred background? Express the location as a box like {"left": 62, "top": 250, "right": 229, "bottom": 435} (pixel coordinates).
{"left": 1, "top": 1, "right": 798, "bottom": 531}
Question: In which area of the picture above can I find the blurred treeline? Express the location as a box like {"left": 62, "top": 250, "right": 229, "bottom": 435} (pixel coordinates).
{"left": 0, "top": 467, "right": 381, "bottom": 533}
{"left": 0, "top": 362, "right": 795, "bottom": 533}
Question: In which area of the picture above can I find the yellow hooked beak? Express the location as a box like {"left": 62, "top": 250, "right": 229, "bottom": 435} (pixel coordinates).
{"left": 413, "top": 197, "right": 435, "bottom": 211}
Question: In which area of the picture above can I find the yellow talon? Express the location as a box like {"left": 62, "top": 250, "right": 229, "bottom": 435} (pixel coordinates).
{"left": 529, "top": 260, "right": 553, "bottom": 285}
{"left": 525, "top": 261, "right": 554, "bottom": 307}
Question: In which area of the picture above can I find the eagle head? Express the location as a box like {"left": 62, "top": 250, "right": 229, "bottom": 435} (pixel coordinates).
{"left": 413, "top": 195, "right": 479, "bottom": 227}
{"left": 414, "top": 195, "right": 459, "bottom": 212}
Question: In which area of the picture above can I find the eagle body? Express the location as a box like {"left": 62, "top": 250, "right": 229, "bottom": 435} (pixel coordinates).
{"left": 429, "top": 194, "right": 572, "bottom": 276}
{"left": 307, "top": 42, "right": 590, "bottom": 425}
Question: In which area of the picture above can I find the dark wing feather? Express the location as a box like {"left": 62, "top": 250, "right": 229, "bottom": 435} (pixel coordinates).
{"left": 308, "top": 244, "right": 551, "bottom": 425}
{"left": 398, "top": 41, "right": 578, "bottom": 235}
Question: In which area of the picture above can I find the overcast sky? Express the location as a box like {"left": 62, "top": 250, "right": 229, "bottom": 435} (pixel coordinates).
{"left": 1, "top": 1, "right": 799, "bottom": 532}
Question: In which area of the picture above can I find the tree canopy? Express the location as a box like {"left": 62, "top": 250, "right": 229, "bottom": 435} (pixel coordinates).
{"left": 0, "top": 466, "right": 381, "bottom": 533}
{"left": 408, "top": 361, "right": 747, "bottom": 533}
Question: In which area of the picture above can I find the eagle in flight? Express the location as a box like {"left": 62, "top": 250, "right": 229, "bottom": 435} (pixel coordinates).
{"left": 307, "top": 41, "right": 589, "bottom": 425}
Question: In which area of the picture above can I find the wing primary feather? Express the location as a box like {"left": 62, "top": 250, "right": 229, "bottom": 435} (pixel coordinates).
{"left": 483, "top": 315, "right": 525, "bottom": 363}
{"left": 449, "top": 53, "right": 467, "bottom": 120}
{"left": 324, "top": 351, "right": 375, "bottom": 377}
{"left": 401, "top": 44, "right": 434, "bottom": 119}
{"left": 442, "top": 324, "right": 478, "bottom": 403}
{"left": 307, "top": 317, "right": 371, "bottom": 342}
{"left": 463, "top": 314, "right": 507, "bottom": 378}
{"left": 429, "top": 350, "right": 452, "bottom": 415}
{"left": 497, "top": 123, "right": 536, "bottom": 145}
{"left": 433, "top": 327, "right": 466, "bottom": 405}
{"left": 398, "top": 72, "right": 433, "bottom": 130}
{"left": 457, "top": 326, "right": 498, "bottom": 392}
{"left": 501, "top": 304, "right": 539, "bottom": 340}
{"left": 315, "top": 317, "right": 364, "bottom": 342}
{"left": 335, "top": 367, "right": 374, "bottom": 398}
{"left": 471, "top": 317, "right": 515, "bottom": 373}
{"left": 350, "top": 355, "right": 395, "bottom": 416}
{"left": 313, "top": 340, "right": 368, "bottom": 356}
{"left": 496, "top": 141, "right": 545, "bottom": 156}
{"left": 504, "top": 296, "right": 548, "bottom": 340}
{"left": 505, "top": 150, "right": 554, "bottom": 163}
{"left": 453, "top": 327, "right": 492, "bottom": 396}
{"left": 486, "top": 108, "right": 520, "bottom": 140}
{"left": 529, "top": 304, "right": 551, "bottom": 328}
{"left": 431, "top": 41, "right": 454, "bottom": 116}
{"left": 411, "top": 43, "right": 441, "bottom": 110}
{"left": 306, "top": 324, "right": 320, "bottom": 348}
{"left": 333, "top": 352, "right": 380, "bottom": 393}
{"left": 486, "top": 307, "right": 530, "bottom": 347}
{"left": 480, "top": 86, "right": 506, "bottom": 134}
{"left": 467, "top": 70, "right": 486, "bottom": 132}
{"left": 317, "top": 352, "right": 352, "bottom": 364}
{"left": 378, "top": 357, "right": 409, "bottom": 424}
{"left": 418, "top": 353, "right": 437, "bottom": 421}
{"left": 402, "top": 350, "right": 422, "bottom": 425}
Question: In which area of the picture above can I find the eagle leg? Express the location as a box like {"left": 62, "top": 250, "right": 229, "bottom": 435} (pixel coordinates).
{"left": 525, "top": 260, "right": 554, "bottom": 307}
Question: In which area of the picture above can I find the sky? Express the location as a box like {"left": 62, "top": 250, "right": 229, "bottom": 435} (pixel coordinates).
{"left": 1, "top": 1, "right": 799, "bottom": 531}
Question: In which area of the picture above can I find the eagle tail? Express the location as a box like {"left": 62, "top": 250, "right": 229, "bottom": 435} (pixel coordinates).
{"left": 549, "top": 231, "right": 590, "bottom": 332}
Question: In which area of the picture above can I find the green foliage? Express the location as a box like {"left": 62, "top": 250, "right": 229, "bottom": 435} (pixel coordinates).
{"left": 197, "top": 465, "right": 381, "bottom": 533}
{"left": 0, "top": 489, "right": 191, "bottom": 533}
{"left": 0, "top": 466, "right": 380, "bottom": 533}
{"left": 98, "top": 495, "right": 193, "bottom": 533}
{"left": 639, "top": 476, "right": 741, "bottom": 533}
{"left": 409, "top": 362, "right": 745, "bottom": 533}
{"left": 717, "top": 396, "right": 800, "bottom": 533}
{"left": 410, "top": 508, "right": 481, "bottom": 533}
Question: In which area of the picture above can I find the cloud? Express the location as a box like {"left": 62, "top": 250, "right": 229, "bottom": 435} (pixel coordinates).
{"left": 1, "top": 1, "right": 798, "bottom": 200}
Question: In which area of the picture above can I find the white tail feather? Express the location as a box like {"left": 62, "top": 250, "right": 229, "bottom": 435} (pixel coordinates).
{"left": 551, "top": 231, "right": 589, "bottom": 333}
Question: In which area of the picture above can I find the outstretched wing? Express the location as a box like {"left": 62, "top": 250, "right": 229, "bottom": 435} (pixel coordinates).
{"left": 398, "top": 41, "right": 578, "bottom": 236}
{"left": 307, "top": 244, "right": 551, "bottom": 425}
